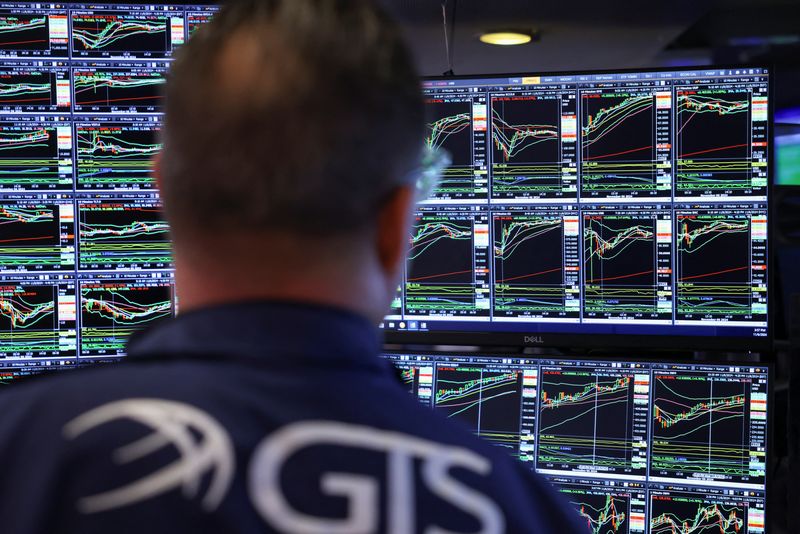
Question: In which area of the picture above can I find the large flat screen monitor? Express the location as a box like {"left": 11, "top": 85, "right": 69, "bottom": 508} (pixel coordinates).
{"left": 383, "top": 351, "right": 771, "bottom": 533}
{"left": 0, "top": 2, "right": 218, "bottom": 369}
{"left": 383, "top": 67, "right": 772, "bottom": 350}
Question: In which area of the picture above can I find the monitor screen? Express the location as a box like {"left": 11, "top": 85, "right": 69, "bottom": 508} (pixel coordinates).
{"left": 0, "top": 2, "right": 218, "bottom": 367}
{"left": 383, "top": 67, "right": 772, "bottom": 350}
{"left": 383, "top": 351, "right": 770, "bottom": 533}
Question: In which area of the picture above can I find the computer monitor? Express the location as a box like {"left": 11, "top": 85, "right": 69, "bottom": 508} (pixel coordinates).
{"left": 382, "top": 351, "right": 770, "bottom": 533}
{"left": 0, "top": 3, "right": 218, "bottom": 367}
{"left": 383, "top": 67, "right": 772, "bottom": 351}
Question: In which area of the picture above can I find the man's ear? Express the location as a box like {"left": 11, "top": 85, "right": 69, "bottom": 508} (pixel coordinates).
{"left": 376, "top": 185, "right": 416, "bottom": 275}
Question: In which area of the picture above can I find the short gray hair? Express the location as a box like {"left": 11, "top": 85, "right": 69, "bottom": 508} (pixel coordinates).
{"left": 160, "top": 0, "right": 424, "bottom": 238}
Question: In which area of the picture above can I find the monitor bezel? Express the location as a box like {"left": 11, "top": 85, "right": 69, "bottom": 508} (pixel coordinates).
{"left": 384, "top": 64, "right": 775, "bottom": 353}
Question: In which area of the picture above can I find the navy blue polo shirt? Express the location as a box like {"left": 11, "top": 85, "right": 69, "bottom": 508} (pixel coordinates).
{"left": 0, "top": 302, "right": 585, "bottom": 534}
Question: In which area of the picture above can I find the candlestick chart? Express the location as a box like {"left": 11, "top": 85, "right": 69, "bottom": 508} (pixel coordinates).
{"left": 537, "top": 371, "right": 638, "bottom": 473}
{"left": 650, "top": 498, "right": 745, "bottom": 534}
{"left": 424, "top": 99, "right": 474, "bottom": 197}
{"left": 405, "top": 214, "right": 476, "bottom": 314}
{"left": 581, "top": 92, "right": 656, "bottom": 195}
{"left": 492, "top": 215, "right": 566, "bottom": 316}
{"left": 676, "top": 215, "right": 752, "bottom": 319}
{"left": 0, "top": 203, "right": 67, "bottom": 272}
{"left": 80, "top": 281, "right": 172, "bottom": 354}
{"left": 76, "top": 123, "right": 161, "bottom": 189}
{"left": 650, "top": 375, "right": 751, "bottom": 481}
{"left": 676, "top": 91, "right": 752, "bottom": 195}
{"left": 571, "top": 494, "right": 628, "bottom": 534}
{"left": 434, "top": 366, "right": 523, "bottom": 454}
{"left": 0, "top": 121, "right": 71, "bottom": 189}
{"left": 72, "top": 12, "right": 169, "bottom": 56}
{"left": 78, "top": 202, "right": 171, "bottom": 269}
{"left": 73, "top": 67, "right": 165, "bottom": 112}
{"left": 583, "top": 215, "right": 658, "bottom": 316}
{"left": 491, "top": 95, "right": 561, "bottom": 196}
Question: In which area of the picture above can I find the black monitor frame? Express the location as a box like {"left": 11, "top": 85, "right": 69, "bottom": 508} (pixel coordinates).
{"left": 384, "top": 64, "right": 775, "bottom": 353}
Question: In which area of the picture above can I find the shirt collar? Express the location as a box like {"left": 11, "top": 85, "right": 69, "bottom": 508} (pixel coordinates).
{"left": 126, "top": 300, "right": 387, "bottom": 374}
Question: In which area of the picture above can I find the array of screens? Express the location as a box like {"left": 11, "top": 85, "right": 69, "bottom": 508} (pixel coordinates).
{"left": 0, "top": 3, "right": 219, "bottom": 364}
{"left": 0, "top": 3, "right": 772, "bottom": 363}
{"left": 383, "top": 68, "right": 772, "bottom": 350}
{"left": 383, "top": 352, "right": 770, "bottom": 533}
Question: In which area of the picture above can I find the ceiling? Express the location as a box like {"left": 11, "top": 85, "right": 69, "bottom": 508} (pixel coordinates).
{"left": 380, "top": 0, "right": 800, "bottom": 108}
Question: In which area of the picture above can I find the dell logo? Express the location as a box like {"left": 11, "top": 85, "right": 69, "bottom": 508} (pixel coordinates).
{"left": 524, "top": 336, "right": 544, "bottom": 344}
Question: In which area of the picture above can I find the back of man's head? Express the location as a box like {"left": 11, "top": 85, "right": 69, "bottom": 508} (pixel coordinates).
{"left": 160, "top": 0, "right": 424, "bottom": 244}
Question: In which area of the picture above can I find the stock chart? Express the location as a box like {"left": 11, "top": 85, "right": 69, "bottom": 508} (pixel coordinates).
{"left": 492, "top": 208, "right": 580, "bottom": 320}
{"left": 0, "top": 117, "right": 73, "bottom": 190}
{"left": 383, "top": 354, "right": 769, "bottom": 533}
{"left": 580, "top": 88, "right": 670, "bottom": 200}
{"left": 405, "top": 206, "right": 489, "bottom": 317}
{"left": 399, "top": 67, "right": 770, "bottom": 346}
{"left": 423, "top": 93, "right": 487, "bottom": 201}
{"left": 491, "top": 90, "right": 577, "bottom": 200}
{"left": 72, "top": 64, "right": 166, "bottom": 113}
{"left": 650, "top": 366, "right": 767, "bottom": 488}
{"left": 676, "top": 85, "right": 768, "bottom": 199}
{"left": 75, "top": 118, "right": 161, "bottom": 189}
{"left": 79, "top": 275, "right": 173, "bottom": 356}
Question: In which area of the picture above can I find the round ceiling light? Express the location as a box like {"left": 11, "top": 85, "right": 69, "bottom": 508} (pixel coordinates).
{"left": 479, "top": 31, "right": 534, "bottom": 46}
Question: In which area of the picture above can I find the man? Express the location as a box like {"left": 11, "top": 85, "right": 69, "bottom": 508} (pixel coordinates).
{"left": 0, "top": 1, "right": 584, "bottom": 532}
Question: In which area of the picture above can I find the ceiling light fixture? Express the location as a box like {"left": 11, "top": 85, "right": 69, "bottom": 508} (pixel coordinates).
{"left": 479, "top": 30, "right": 535, "bottom": 46}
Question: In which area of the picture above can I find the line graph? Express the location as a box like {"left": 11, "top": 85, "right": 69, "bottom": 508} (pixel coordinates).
{"left": 491, "top": 94, "right": 568, "bottom": 198}
{"left": 676, "top": 89, "right": 755, "bottom": 196}
{"left": 80, "top": 281, "right": 173, "bottom": 355}
{"left": 537, "top": 369, "right": 643, "bottom": 475}
{"left": 650, "top": 374, "right": 752, "bottom": 481}
{"left": 78, "top": 201, "right": 171, "bottom": 270}
{"left": 405, "top": 210, "right": 483, "bottom": 315}
{"left": 581, "top": 91, "right": 659, "bottom": 197}
{"left": 0, "top": 203, "right": 71, "bottom": 272}
{"left": 76, "top": 123, "right": 161, "bottom": 189}
{"left": 492, "top": 213, "right": 575, "bottom": 318}
{"left": 650, "top": 499, "right": 744, "bottom": 534}
{"left": 424, "top": 98, "right": 477, "bottom": 198}
{"left": 0, "top": 67, "right": 65, "bottom": 111}
{"left": 72, "top": 12, "right": 170, "bottom": 57}
{"left": 434, "top": 365, "right": 523, "bottom": 453}
{"left": 0, "top": 121, "right": 72, "bottom": 189}
{"left": 0, "top": 282, "right": 68, "bottom": 356}
{"left": 73, "top": 67, "right": 165, "bottom": 112}
{"left": 676, "top": 214, "right": 752, "bottom": 320}
{"left": 0, "top": 15, "right": 50, "bottom": 52}
{"left": 583, "top": 214, "right": 663, "bottom": 318}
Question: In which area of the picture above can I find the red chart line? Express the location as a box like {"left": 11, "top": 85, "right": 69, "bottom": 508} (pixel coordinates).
{"left": 0, "top": 235, "right": 53, "bottom": 244}
{"left": 407, "top": 269, "right": 473, "bottom": 282}
{"left": 586, "top": 269, "right": 653, "bottom": 283}
{"left": 679, "top": 265, "right": 749, "bottom": 282}
{"left": 497, "top": 267, "right": 562, "bottom": 283}
{"left": 77, "top": 94, "right": 162, "bottom": 106}
{"left": 0, "top": 96, "right": 50, "bottom": 103}
{"left": 584, "top": 145, "right": 653, "bottom": 161}
{"left": 0, "top": 39, "right": 48, "bottom": 47}
{"left": 679, "top": 143, "right": 749, "bottom": 158}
